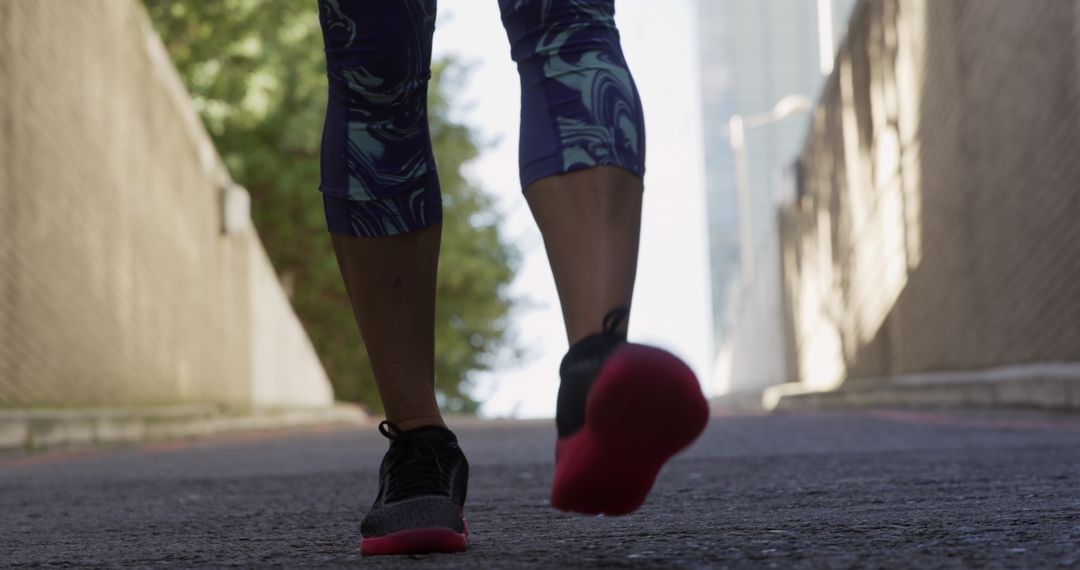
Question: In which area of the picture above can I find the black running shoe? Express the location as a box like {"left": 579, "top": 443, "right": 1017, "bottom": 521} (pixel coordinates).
{"left": 552, "top": 306, "right": 709, "bottom": 515}
{"left": 359, "top": 421, "right": 469, "bottom": 556}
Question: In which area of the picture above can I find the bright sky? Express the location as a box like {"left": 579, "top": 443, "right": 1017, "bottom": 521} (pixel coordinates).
{"left": 432, "top": 0, "right": 713, "bottom": 418}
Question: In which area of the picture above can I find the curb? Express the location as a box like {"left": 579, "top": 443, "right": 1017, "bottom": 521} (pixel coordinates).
{"left": 0, "top": 404, "right": 368, "bottom": 452}
{"left": 771, "top": 375, "right": 1080, "bottom": 412}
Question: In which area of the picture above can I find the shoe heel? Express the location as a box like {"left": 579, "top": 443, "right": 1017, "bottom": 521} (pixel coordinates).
{"left": 552, "top": 344, "right": 710, "bottom": 516}
{"left": 586, "top": 344, "right": 709, "bottom": 455}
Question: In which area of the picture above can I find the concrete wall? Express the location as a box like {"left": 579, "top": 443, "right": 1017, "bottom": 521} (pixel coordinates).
{"left": 779, "top": 0, "right": 1080, "bottom": 391}
{"left": 0, "top": 0, "right": 332, "bottom": 408}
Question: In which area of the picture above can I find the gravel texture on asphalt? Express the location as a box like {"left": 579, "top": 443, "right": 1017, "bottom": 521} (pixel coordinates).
{"left": 2, "top": 410, "right": 1079, "bottom": 568}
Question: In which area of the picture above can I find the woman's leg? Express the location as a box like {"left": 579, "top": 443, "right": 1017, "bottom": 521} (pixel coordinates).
{"left": 318, "top": 0, "right": 468, "bottom": 556}
{"left": 318, "top": 0, "right": 445, "bottom": 431}
{"left": 499, "top": 0, "right": 648, "bottom": 342}
{"left": 499, "top": 0, "right": 709, "bottom": 516}
{"left": 330, "top": 226, "right": 444, "bottom": 432}
{"left": 525, "top": 166, "right": 642, "bottom": 345}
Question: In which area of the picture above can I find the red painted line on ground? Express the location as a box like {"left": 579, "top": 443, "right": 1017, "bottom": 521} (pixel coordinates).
{"left": 138, "top": 440, "right": 200, "bottom": 454}
{"left": 0, "top": 422, "right": 366, "bottom": 468}
{"left": 210, "top": 423, "right": 341, "bottom": 445}
{"left": 711, "top": 411, "right": 771, "bottom": 418}
{"left": 863, "top": 409, "right": 1080, "bottom": 432}
{"left": 1, "top": 449, "right": 107, "bottom": 468}
{"left": 138, "top": 424, "right": 357, "bottom": 455}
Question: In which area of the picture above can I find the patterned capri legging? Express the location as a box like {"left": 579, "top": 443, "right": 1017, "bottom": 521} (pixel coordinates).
{"left": 317, "top": 0, "right": 646, "bottom": 237}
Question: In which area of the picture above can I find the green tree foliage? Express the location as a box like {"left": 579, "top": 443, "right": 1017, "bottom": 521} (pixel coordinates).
{"left": 144, "top": 0, "right": 518, "bottom": 414}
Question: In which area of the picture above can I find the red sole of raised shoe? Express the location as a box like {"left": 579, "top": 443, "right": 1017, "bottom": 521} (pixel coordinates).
{"left": 551, "top": 344, "right": 710, "bottom": 515}
{"left": 360, "top": 522, "right": 468, "bottom": 556}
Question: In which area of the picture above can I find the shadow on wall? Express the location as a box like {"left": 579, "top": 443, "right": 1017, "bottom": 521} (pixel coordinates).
{"left": 778, "top": 0, "right": 1080, "bottom": 394}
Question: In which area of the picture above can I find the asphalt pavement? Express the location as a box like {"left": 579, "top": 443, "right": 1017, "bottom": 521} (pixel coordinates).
{"left": 2, "top": 409, "right": 1079, "bottom": 568}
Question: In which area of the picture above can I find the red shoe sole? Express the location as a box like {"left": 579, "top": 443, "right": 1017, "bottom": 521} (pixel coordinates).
{"left": 551, "top": 344, "right": 709, "bottom": 516}
{"left": 360, "top": 521, "right": 468, "bottom": 556}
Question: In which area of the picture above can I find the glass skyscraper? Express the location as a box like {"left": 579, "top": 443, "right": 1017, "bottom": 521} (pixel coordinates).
{"left": 699, "top": 0, "right": 857, "bottom": 348}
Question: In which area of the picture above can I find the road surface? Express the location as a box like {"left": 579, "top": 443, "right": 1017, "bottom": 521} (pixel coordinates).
{"left": 2, "top": 409, "right": 1079, "bottom": 568}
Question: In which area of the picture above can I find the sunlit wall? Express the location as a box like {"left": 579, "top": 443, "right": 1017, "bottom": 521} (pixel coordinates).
{"left": 780, "top": 0, "right": 1080, "bottom": 391}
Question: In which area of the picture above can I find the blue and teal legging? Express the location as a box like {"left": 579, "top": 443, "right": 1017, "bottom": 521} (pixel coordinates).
{"left": 317, "top": 0, "right": 646, "bottom": 237}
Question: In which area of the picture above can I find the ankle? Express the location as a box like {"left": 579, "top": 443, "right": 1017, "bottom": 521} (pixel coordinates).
{"left": 391, "top": 415, "right": 447, "bottom": 432}
{"left": 566, "top": 305, "right": 631, "bottom": 345}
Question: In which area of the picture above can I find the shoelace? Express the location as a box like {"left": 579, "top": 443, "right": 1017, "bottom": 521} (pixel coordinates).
{"left": 378, "top": 420, "right": 455, "bottom": 502}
